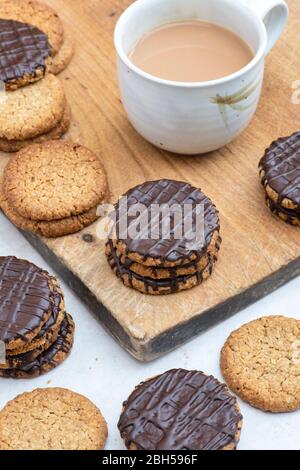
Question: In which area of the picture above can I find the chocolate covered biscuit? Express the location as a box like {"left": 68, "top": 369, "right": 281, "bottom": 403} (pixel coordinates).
{"left": 2, "top": 281, "right": 64, "bottom": 368}
{"left": 106, "top": 240, "right": 216, "bottom": 295}
{"left": 0, "top": 18, "right": 52, "bottom": 90}
{"left": 0, "top": 256, "right": 54, "bottom": 350}
{"left": 259, "top": 131, "right": 300, "bottom": 223}
{"left": 109, "top": 232, "right": 221, "bottom": 280}
{"left": 112, "top": 179, "right": 220, "bottom": 267}
{"left": 0, "top": 0, "right": 64, "bottom": 55}
{"left": 118, "top": 369, "right": 243, "bottom": 450}
{"left": 107, "top": 179, "right": 221, "bottom": 295}
{"left": 0, "top": 313, "right": 74, "bottom": 379}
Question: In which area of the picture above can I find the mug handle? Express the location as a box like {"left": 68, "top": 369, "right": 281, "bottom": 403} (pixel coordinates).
{"left": 243, "top": 0, "right": 289, "bottom": 54}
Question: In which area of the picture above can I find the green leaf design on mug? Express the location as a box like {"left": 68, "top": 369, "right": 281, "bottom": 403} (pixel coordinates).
{"left": 211, "top": 79, "right": 260, "bottom": 129}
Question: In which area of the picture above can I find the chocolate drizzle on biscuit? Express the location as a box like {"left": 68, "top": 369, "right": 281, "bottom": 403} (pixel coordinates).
{"left": 0, "top": 313, "right": 74, "bottom": 378}
{"left": 260, "top": 131, "right": 300, "bottom": 207}
{"left": 0, "top": 18, "right": 52, "bottom": 85}
{"left": 35, "top": 281, "right": 62, "bottom": 340}
{"left": 3, "top": 286, "right": 63, "bottom": 368}
{"left": 118, "top": 369, "right": 242, "bottom": 450}
{"left": 114, "top": 180, "right": 220, "bottom": 264}
{"left": 0, "top": 257, "right": 53, "bottom": 345}
{"left": 117, "top": 239, "right": 221, "bottom": 280}
{"left": 17, "top": 313, "right": 73, "bottom": 372}
{"left": 106, "top": 239, "right": 215, "bottom": 294}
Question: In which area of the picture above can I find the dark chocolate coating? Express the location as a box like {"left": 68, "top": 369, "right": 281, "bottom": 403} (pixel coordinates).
{"left": 0, "top": 313, "right": 74, "bottom": 378}
{"left": 118, "top": 369, "right": 242, "bottom": 450}
{"left": 4, "top": 287, "right": 63, "bottom": 368}
{"left": 260, "top": 131, "right": 300, "bottom": 206}
{"left": 0, "top": 18, "right": 51, "bottom": 84}
{"left": 35, "top": 280, "right": 62, "bottom": 340}
{"left": 0, "top": 257, "right": 53, "bottom": 345}
{"left": 106, "top": 239, "right": 215, "bottom": 294}
{"left": 114, "top": 180, "right": 219, "bottom": 263}
{"left": 111, "top": 238, "right": 221, "bottom": 279}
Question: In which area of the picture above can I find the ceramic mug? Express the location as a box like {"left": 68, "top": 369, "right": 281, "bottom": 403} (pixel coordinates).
{"left": 114, "top": 0, "right": 288, "bottom": 155}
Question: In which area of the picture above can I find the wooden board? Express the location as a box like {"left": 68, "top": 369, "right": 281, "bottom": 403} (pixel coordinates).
{"left": 1, "top": 0, "right": 300, "bottom": 361}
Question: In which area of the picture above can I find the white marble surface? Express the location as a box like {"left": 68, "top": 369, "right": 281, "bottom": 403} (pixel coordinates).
{"left": 0, "top": 211, "right": 300, "bottom": 451}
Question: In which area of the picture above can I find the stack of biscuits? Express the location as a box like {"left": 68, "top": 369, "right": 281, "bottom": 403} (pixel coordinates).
{"left": 0, "top": 140, "right": 109, "bottom": 237}
{"left": 0, "top": 256, "right": 74, "bottom": 379}
{"left": 0, "top": 0, "right": 74, "bottom": 152}
{"left": 106, "top": 179, "right": 221, "bottom": 295}
{"left": 259, "top": 131, "right": 300, "bottom": 225}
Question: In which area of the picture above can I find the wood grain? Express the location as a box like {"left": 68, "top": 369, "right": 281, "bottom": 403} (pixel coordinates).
{"left": 1, "top": 0, "right": 300, "bottom": 361}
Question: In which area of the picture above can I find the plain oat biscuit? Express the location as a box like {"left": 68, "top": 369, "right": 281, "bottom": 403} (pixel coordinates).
{"left": 0, "top": 186, "right": 100, "bottom": 237}
{"left": 0, "top": 0, "right": 64, "bottom": 54}
{"left": 221, "top": 315, "right": 300, "bottom": 413}
{"left": 0, "top": 102, "right": 71, "bottom": 153}
{"left": 0, "top": 194, "right": 100, "bottom": 237}
{"left": 4, "top": 140, "right": 109, "bottom": 222}
{"left": 0, "top": 74, "right": 66, "bottom": 142}
{"left": 49, "top": 29, "right": 74, "bottom": 75}
{"left": 0, "top": 387, "right": 108, "bottom": 449}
